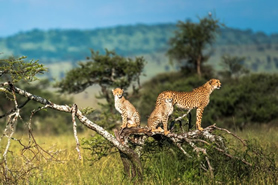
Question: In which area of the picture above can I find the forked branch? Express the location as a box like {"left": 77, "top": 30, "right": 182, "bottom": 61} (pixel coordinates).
{"left": 0, "top": 82, "right": 143, "bottom": 180}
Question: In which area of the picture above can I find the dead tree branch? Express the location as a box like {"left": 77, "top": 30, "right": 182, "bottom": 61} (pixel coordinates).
{"left": 0, "top": 82, "right": 253, "bottom": 181}
{"left": 0, "top": 98, "right": 30, "bottom": 119}
{"left": 2, "top": 86, "right": 21, "bottom": 177}
{"left": 0, "top": 82, "right": 143, "bottom": 180}
{"left": 117, "top": 123, "right": 252, "bottom": 178}
{"left": 71, "top": 104, "right": 82, "bottom": 160}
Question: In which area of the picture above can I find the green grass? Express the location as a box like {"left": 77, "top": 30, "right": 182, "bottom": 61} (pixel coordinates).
{"left": 1, "top": 125, "right": 277, "bottom": 184}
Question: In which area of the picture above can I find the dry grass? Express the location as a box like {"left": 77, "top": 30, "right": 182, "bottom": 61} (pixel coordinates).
{"left": 0, "top": 132, "right": 127, "bottom": 184}
{"left": 1, "top": 125, "right": 278, "bottom": 184}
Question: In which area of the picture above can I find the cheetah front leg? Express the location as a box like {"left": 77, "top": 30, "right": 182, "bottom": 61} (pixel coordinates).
{"left": 120, "top": 112, "right": 128, "bottom": 134}
{"left": 163, "top": 116, "right": 170, "bottom": 135}
{"left": 196, "top": 107, "right": 204, "bottom": 131}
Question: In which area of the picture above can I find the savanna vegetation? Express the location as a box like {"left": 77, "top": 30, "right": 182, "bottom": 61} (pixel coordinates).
{"left": 0, "top": 15, "right": 278, "bottom": 184}
{"left": 1, "top": 20, "right": 278, "bottom": 80}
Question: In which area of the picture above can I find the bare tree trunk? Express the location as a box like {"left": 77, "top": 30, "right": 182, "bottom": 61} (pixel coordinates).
{"left": 100, "top": 85, "right": 113, "bottom": 113}
{"left": 114, "top": 129, "right": 143, "bottom": 181}
{"left": 197, "top": 55, "right": 202, "bottom": 78}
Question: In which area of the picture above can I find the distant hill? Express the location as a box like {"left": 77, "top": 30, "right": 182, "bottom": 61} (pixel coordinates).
{"left": 0, "top": 24, "right": 176, "bottom": 61}
{"left": 1, "top": 23, "right": 278, "bottom": 79}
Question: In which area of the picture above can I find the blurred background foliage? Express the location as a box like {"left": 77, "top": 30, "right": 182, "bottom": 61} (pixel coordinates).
{"left": 1, "top": 21, "right": 278, "bottom": 81}
{"left": 0, "top": 15, "right": 278, "bottom": 133}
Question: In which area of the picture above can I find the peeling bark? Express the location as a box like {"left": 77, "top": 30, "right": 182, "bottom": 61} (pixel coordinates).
{"left": 114, "top": 129, "right": 143, "bottom": 181}
{"left": 71, "top": 104, "right": 82, "bottom": 160}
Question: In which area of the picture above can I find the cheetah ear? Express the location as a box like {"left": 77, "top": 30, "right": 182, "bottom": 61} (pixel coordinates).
{"left": 209, "top": 79, "right": 213, "bottom": 85}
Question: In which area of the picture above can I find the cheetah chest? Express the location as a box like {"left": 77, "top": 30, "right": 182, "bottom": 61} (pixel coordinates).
{"left": 167, "top": 104, "right": 174, "bottom": 116}
{"left": 114, "top": 100, "right": 124, "bottom": 114}
{"left": 114, "top": 95, "right": 125, "bottom": 113}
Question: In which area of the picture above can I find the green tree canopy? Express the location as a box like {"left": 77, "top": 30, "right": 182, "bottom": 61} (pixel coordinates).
{"left": 56, "top": 49, "right": 146, "bottom": 113}
{"left": 219, "top": 54, "right": 249, "bottom": 79}
{"left": 0, "top": 56, "right": 46, "bottom": 83}
{"left": 0, "top": 56, "right": 73, "bottom": 133}
{"left": 167, "top": 15, "right": 222, "bottom": 77}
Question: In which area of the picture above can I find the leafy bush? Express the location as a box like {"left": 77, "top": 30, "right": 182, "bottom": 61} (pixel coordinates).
{"left": 209, "top": 74, "right": 278, "bottom": 128}
{"left": 82, "top": 132, "right": 278, "bottom": 184}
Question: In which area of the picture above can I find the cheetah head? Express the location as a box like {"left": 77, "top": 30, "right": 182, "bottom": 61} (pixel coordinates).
{"left": 112, "top": 88, "right": 124, "bottom": 98}
{"left": 209, "top": 79, "right": 221, "bottom": 90}
{"left": 163, "top": 92, "right": 174, "bottom": 103}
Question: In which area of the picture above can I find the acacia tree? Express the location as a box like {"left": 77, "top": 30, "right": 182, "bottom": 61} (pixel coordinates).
{"left": 55, "top": 49, "right": 146, "bottom": 130}
{"left": 219, "top": 54, "right": 249, "bottom": 79}
{"left": 167, "top": 15, "right": 222, "bottom": 77}
{"left": 55, "top": 49, "right": 145, "bottom": 112}
{"left": 1, "top": 56, "right": 276, "bottom": 183}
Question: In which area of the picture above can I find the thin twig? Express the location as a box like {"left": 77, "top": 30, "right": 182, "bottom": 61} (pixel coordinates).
{"left": 2, "top": 88, "right": 20, "bottom": 177}
{"left": 210, "top": 125, "right": 246, "bottom": 146}
{"left": 28, "top": 105, "right": 48, "bottom": 144}
{"left": 26, "top": 105, "right": 60, "bottom": 161}
{"left": 175, "top": 109, "right": 192, "bottom": 122}
{"left": 205, "top": 156, "right": 214, "bottom": 178}
{"left": 176, "top": 143, "right": 192, "bottom": 158}
{"left": 212, "top": 145, "right": 252, "bottom": 166}
{"left": 0, "top": 98, "right": 30, "bottom": 118}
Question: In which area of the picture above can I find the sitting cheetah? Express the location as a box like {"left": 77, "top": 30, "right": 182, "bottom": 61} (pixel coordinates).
{"left": 148, "top": 91, "right": 175, "bottom": 135}
{"left": 112, "top": 88, "right": 140, "bottom": 133}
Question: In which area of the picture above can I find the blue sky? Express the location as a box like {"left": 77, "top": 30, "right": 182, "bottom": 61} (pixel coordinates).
{"left": 0, "top": 0, "right": 277, "bottom": 37}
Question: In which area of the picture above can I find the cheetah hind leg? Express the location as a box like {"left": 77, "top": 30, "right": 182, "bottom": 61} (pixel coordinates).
{"left": 187, "top": 112, "right": 192, "bottom": 131}
{"left": 196, "top": 108, "right": 204, "bottom": 131}
{"left": 127, "top": 120, "right": 137, "bottom": 128}
{"left": 151, "top": 127, "right": 164, "bottom": 133}
{"left": 163, "top": 120, "right": 170, "bottom": 135}
{"left": 169, "top": 121, "right": 175, "bottom": 131}
{"left": 169, "top": 120, "right": 182, "bottom": 132}
{"left": 164, "top": 130, "right": 170, "bottom": 135}
{"left": 119, "top": 127, "right": 125, "bottom": 135}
